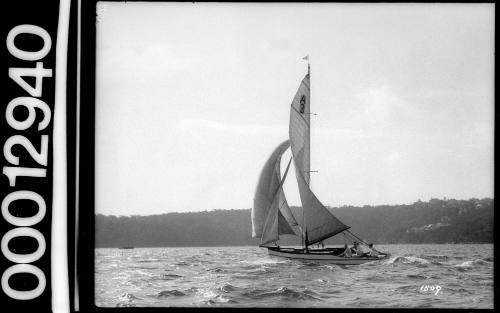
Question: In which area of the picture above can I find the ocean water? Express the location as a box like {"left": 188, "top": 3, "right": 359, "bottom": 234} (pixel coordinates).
{"left": 95, "top": 244, "right": 493, "bottom": 308}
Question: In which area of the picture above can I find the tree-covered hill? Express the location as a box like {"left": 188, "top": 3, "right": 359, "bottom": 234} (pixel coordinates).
{"left": 95, "top": 198, "right": 493, "bottom": 248}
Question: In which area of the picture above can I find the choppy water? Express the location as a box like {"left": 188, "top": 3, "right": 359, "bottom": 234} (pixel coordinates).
{"left": 95, "top": 244, "right": 493, "bottom": 308}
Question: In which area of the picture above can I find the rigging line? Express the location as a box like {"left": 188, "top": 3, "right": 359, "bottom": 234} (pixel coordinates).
{"left": 343, "top": 232, "right": 349, "bottom": 245}
{"left": 299, "top": 208, "right": 304, "bottom": 248}
{"left": 346, "top": 230, "right": 370, "bottom": 246}
{"left": 346, "top": 231, "right": 381, "bottom": 253}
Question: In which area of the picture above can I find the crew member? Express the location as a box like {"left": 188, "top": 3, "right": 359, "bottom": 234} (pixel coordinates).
{"left": 339, "top": 244, "right": 352, "bottom": 257}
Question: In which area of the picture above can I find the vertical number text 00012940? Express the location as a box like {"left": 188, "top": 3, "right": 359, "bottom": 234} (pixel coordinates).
{"left": 1, "top": 24, "right": 53, "bottom": 301}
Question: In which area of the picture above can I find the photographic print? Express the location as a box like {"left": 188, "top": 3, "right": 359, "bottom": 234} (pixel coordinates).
{"left": 93, "top": 2, "right": 494, "bottom": 308}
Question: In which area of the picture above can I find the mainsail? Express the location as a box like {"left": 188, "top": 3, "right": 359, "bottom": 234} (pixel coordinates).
{"left": 289, "top": 74, "right": 311, "bottom": 185}
{"left": 289, "top": 72, "right": 349, "bottom": 245}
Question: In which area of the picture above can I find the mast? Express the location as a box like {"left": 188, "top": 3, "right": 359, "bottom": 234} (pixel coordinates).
{"left": 304, "top": 57, "right": 310, "bottom": 249}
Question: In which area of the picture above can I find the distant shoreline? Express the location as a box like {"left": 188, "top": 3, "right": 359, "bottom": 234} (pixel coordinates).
{"left": 96, "top": 198, "right": 493, "bottom": 248}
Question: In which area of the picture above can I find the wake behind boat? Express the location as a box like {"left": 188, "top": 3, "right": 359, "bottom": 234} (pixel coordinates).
{"left": 252, "top": 58, "right": 389, "bottom": 265}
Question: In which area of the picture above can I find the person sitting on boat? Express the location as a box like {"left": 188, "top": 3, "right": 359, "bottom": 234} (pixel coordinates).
{"left": 357, "top": 243, "right": 374, "bottom": 257}
{"left": 352, "top": 241, "right": 363, "bottom": 257}
{"left": 339, "top": 244, "right": 352, "bottom": 257}
{"left": 368, "top": 243, "right": 379, "bottom": 257}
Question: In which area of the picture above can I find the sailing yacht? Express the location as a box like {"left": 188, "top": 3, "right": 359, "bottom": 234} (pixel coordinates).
{"left": 252, "top": 61, "right": 389, "bottom": 265}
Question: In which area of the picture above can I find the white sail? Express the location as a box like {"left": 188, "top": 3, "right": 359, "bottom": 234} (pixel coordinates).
{"left": 275, "top": 151, "right": 299, "bottom": 232}
{"left": 296, "top": 169, "right": 349, "bottom": 244}
{"left": 289, "top": 72, "right": 349, "bottom": 245}
{"left": 277, "top": 189, "right": 299, "bottom": 231}
{"left": 260, "top": 157, "right": 293, "bottom": 245}
{"left": 277, "top": 211, "right": 295, "bottom": 235}
{"left": 289, "top": 74, "right": 311, "bottom": 185}
{"left": 252, "top": 140, "right": 290, "bottom": 238}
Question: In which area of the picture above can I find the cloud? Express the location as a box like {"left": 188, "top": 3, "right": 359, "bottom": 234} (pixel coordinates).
{"left": 176, "top": 118, "right": 286, "bottom": 136}
{"left": 351, "top": 85, "right": 417, "bottom": 129}
{"left": 385, "top": 151, "right": 401, "bottom": 163}
{"left": 314, "top": 127, "right": 375, "bottom": 139}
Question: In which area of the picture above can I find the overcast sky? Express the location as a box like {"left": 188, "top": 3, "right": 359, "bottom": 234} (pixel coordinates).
{"left": 95, "top": 2, "right": 494, "bottom": 216}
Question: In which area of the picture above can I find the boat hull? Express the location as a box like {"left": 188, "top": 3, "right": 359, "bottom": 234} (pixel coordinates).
{"left": 266, "top": 247, "right": 389, "bottom": 265}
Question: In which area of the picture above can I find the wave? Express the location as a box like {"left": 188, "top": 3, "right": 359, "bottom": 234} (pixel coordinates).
{"left": 157, "top": 290, "right": 186, "bottom": 298}
{"left": 137, "top": 259, "right": 161, "bottom": 263}
{"left": 130, "top": 265, "right": 158, "bottom": 270}
{"left": 297, "top": 262, "right": 326, "bottom": 271}
{"left": 184, "top": 287, "right": 199, "bottom": 293}
{"left": 218, "top": 283, "right": 239, "bottom": 293}
{"left": 384, "top": 255, "right": 430, "bottom": 265}
{"left": 119, "top": 292, "right": 141, "bottom": 300}
{"left": 242, "top": 267, "right": 278, "bottom": 275}
{"left": 363, "top": 274, "right": 390, "bottom": 282}
{"left": 456, "top": 259, "right": 490, "bottom": 268}
{"left": 115, "top": 292, "right": 140, "bottom": 307}
{"left": 195, "top": 287, "right": 240, "bottom": 305}
{"left": 207, "top": 267, "right": 228, "bottom": 273}
{"left": 323, "top": 264, "right": 343, "bottom": 271}
{"left": 422, "top": 254, "right": 449, "bottom": 261}
{"left": 199, "top": 296, "right": 239, "bottom": 305}
{"left": 231, "top": 274, "right": 260, "bottom": 280}
{"left": 161, "top": 274, "right": 183, "bottom": 280}
{"left": 239, "top": 259, "right": 288, "bottom": 266}
{"left": 448, "top": 287, "right": 474, "bottom": 295}
{"left": 242, "top": 287, "right": 322, "bottom": 301}
{"left": 406, "top": 274, "right": 427, "bottom": 280}
{"left": 395, "top": 285, "right": 419, "bottom": 293}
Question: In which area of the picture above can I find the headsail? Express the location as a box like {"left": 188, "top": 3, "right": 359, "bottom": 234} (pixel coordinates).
{"left": 289, "top": 72, "right": 349, "bottom": 245}
{"left": 260, "top": 157, "right": 293, "bottom": 245}
{"left": 275, "top": 149, "right": 299, "bottom": 232}
{"left": 252, "top": 140, "right": 291, "bottom": 238}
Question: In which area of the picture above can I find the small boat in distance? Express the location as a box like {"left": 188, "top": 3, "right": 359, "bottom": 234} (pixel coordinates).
{"left": 119, "top": 246, "right": 134, "bottom": 249}
{"left": 252, "top": 59, "right": 389, "bottom": 265}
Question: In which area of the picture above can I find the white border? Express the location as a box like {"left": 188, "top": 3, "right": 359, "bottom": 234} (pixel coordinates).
{"left": 52, "top": 0, "right": 71, "bottom": 312}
